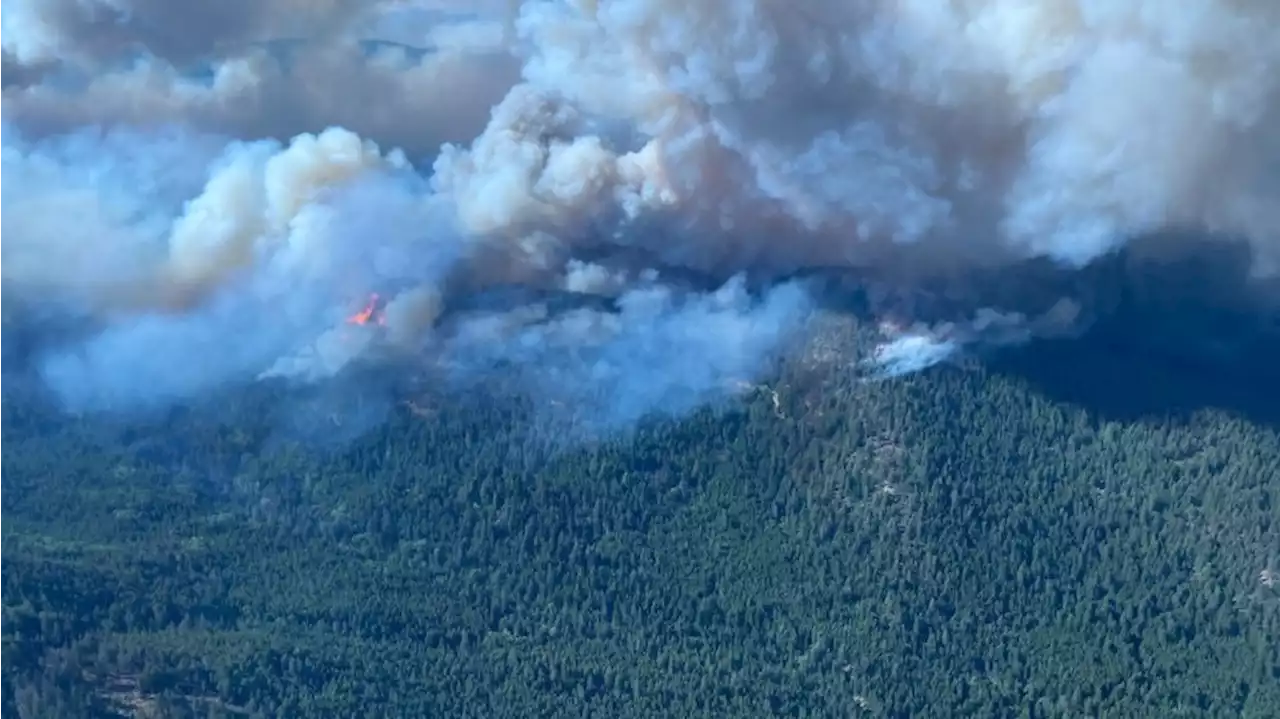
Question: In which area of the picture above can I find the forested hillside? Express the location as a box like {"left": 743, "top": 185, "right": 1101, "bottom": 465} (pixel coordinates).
{"left": 3, "top": 329, "right": 1279, "bottom": 718}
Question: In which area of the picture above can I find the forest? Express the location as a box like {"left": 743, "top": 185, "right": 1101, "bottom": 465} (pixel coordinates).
{"left": 3, "top": 312, "right": 1279, "bottom": 718}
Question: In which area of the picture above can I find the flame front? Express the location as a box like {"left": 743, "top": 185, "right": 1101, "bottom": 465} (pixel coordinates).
{"left": 346, "top": 293, "right": 384, "bottom": 326}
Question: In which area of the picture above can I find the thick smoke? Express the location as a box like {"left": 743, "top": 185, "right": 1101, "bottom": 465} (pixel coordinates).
{"left": 4, "top": 0, "right": 1280, "bottom": 432}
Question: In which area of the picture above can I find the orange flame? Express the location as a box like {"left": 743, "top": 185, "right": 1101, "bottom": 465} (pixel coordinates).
{"left": 346, "top": 293, "right": 385, "bottom": 326}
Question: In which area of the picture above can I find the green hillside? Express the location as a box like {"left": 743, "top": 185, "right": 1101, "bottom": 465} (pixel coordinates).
{"left": 3, "top": 331, "right": 1278, "bottom": 718}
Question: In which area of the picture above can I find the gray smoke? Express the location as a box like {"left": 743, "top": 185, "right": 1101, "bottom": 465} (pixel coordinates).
{"left": 4, "top": 0, "right": 1280, "bottom": 432}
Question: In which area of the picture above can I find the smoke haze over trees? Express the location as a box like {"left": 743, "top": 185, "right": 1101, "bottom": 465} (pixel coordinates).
{"left": 5, "top": 0, "right": 1280, "bottom": 433}
{"left": 3, "top": 2, "right": 1280, "bottom": 717}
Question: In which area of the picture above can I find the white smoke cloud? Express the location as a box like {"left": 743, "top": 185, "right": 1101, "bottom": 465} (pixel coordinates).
{"left": 861, "top": 298, "right": 1083, "bottom": 378}
{"left": 4, "top": 0, "right": 1280, "bottom": 430}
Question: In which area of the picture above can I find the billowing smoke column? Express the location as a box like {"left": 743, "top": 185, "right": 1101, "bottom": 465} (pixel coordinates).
{"left": 4, "top": 0, "right": 1280, "bottom": 431}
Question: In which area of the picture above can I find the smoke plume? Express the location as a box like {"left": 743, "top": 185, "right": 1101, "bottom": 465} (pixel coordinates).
{"left": 4, "top": 0, "right": 1280, "bottom": 433}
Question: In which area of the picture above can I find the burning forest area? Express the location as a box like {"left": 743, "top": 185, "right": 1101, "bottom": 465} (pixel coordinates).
{"left": 346, "top": 293, "right": 387, "bottom": 328}
{"left": 2, "top": 0, "right": 1279, "bottom": 437}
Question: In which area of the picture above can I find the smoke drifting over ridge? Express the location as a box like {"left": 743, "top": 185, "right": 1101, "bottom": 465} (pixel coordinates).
{"left": 4, "top": 0, "right": 1280, "bottom": 432}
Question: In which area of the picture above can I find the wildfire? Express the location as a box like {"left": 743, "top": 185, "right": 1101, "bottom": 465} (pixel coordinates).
{"left": 346, "top": 293, "right": 386, "bottom": 326}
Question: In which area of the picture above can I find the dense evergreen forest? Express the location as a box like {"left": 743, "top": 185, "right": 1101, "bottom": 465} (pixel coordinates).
{"left": 3, "top": 316, "right": 1279, "bottom": 718}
